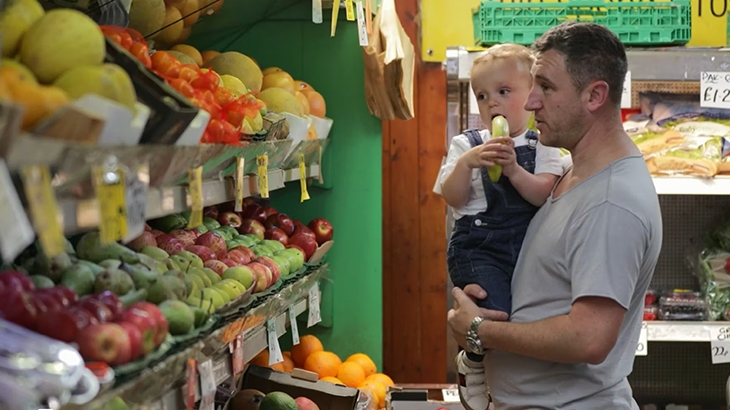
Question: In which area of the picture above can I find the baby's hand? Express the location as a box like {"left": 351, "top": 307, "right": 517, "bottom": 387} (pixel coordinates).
{"left": 460, "top": 144, "right": 496, "bottom": 169}
{"left": 483, "top": 137, "right": 518, "bottom": 176}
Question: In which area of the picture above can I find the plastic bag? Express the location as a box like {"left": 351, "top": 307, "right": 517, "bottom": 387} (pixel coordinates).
{"left": 645, "top": 136, "right": 727, "bottom": 177}
{"left": 692, "top": 248, "right": 730, "bottom": 320}
{"left": 658, "top": 290, "right": 709, "bottom": 321}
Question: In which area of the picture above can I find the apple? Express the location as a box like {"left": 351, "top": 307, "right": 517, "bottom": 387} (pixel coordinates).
{"left": 221, "top": 258, "right": 238, "bottom": 268}
{"left": 75, "top": 298, "right": 114, "bottom": 323}
{"left": 204, "top": 260, "right": 228, "bottom": 276}
{"left": 239, "top": 219, "right": 265, "bottom": 240}
{"left": 156, "top": 234, "right": 186, "bottom": 255}
{"left": 186, "top": 245, "right": 217, "bottom": 262}
{"left": 31, "top": 291, "right": 64, "bottom": 314}
{"left": 308, "top": 218, "right": 333, "bottom": 245}
{"left": 0, "top": 290, "right": 38, "bottom": 328}
{"left": 254, "top": 256, "right": 281, "bottom": 284}
{"left": 288, "top": 233, "right": 317, "bottom": 260}
{"left": 150, "top": 229, "right": 165, "bottom": 238}
{"left": 144, "top": 223, "right": 152, "bottom": 232}
{"left": 247, "top": 262, "right": 272, "bottom": 292}
{"left": 128, "top": 302, "right": 169, "bottom": 347}
{"left": 295, "top": 397, "right": 320, "bottom": 410}
{"left": 203, "top": 206, "right": 219, "bottom": 219}
{"left": 226, "top": 250, "right": 251, "bottom": 265}
{"left": 218, "top": 212, "right": 243, "bottom": 228}
{"left": 190, "top": 227, "right": 204, "bottom": 238}
{"left": 127, "top": 231, "right": 158, "bottom": 252}
{"left": 117, "top": 321, "right": 144, "bottom": 360}
{"left": 195, "top": 232, "right": 228, "bottom": 259}
{"left": 221, "top": 265, "right": 255, "bottom": 289}
{"left": 264, "top": 213, "right": 295, "bottom": 235}
{"left": 35, "top": 309, "right": 83, "bottom": 343}
{"left": 0, "top": 271, "right": 35, "bottom": 293}
{"left": 91, "top": 291, "right": 125, "bottom": 320}
{"left": 169, "top": 229, "right": 197, "bottom": 247}
{"left": 263, "top": 206, "right": 278, "bottom": 218}
{"left": 76, "top": 323, "right": 132, "bottom": 366}
{"left": 118, "top": 308, "right": 156, "bottom": 355}
{"left": 264, "top": 227, "right": 289, "bottom": 245}
{"left": 241, "top": 204, "right": 267, "bottom": 223}
{"left": 242, "top": 198, "right": 258, "bottom": 208}
{"left": 35, "top": 286, "right": 75, "bottom": 307}
{"left": 229, "top": 246, "right": 256, "bottom": 262}
{"left": 292, "top": 224, "right": 316, "bottom": 240}
{"left": 67, "top": 306, "right": 100, "bottom": 327}
{"left": 286, "top": 244, "right": 306, "bottom": 256}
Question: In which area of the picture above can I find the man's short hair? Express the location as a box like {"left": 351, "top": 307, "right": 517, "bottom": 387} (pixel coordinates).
{"left": 471, "top": 43, "right": 535, "bottom": 80}
{"left": 532, "top": 22, "right": 628, "bottom": 106}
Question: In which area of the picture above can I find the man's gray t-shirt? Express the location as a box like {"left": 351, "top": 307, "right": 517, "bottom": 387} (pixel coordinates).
{"left": 485, "top": 155, "right": 662, "bottom": 410}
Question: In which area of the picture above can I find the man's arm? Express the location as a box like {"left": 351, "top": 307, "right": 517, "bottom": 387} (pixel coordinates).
{"left": 478, "top": 296, "right": 626, "bottom": 364}
{"left": 504, "top": 168, "right": 559, "bottom": 206}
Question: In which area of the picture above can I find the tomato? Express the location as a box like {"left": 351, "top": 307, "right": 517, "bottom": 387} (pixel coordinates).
{"left": 168, "top": 78, "right": 195, "bottom": 98}
{"left": 178, "top": 64, "right": 200, "bottom": 83}
{"left": 118, "top": 31, "right": 134, "bottom": 50}
{"left": 196, "top": 89, "right": 217, "bottom": 106}
{"left": 214, "top": 87, "right": 235, "bottom": 107}
{"left": 151, "top": 51, "right": 178, "bottom": 72}
{"left": 219, "top": 119, "right": 241, "bottom": 145}
{"left": 129, "top": 43, "right": 152, "bottom": 68}
{"left": 107, "top": 32, "right": 123, "bottom": 46}
{"left": 125, "top": 28, "right": 146, "bottom": 44}
{"left": 205, "top": 119, "right": 226, "bottom": 143}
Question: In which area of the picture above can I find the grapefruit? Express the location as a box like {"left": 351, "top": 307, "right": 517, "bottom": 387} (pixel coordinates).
{"left": 201, "top": 50, "right": 219, "bottom": 66}
{"left": 294, "top": 80, "right": 314, "bottom": 92}
{"left": 259, "top": 87, "right": 303, "bottom": 116}
{"left": 262, "top": 71, "right": 295, "bottom": 94}
{"left": 206, "top": 52, "right": 262, "bottom": 92}
{"left": 295, "top": 91, "right": 311, "bottom": 116}
{"left": 0, "top": 0, "right": 44, "bottom": 58}
{"left": 262, "top": 67, "right": 283, "bottom": 76}
{"left": 302, "top": 90, "right": 326, "bottom": 118}
{"left": 53, "top": 64, "right": 137, "bottom": 111}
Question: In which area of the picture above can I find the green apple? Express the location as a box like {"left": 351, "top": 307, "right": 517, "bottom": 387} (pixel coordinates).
{"left": 194, "top": 225, "right": 208, "bottom": 234}
{"left": 140, "top": 246, "right": 170, "bottom": 261}
{"left": 201, "top": 268, "right": 221, "bottom": 284}
{"left": 262, "top": 240, "right": 286, "bottom": 252}
{"left": 271, "top": 255, "right": 291, "bottom": 277}
{"left": 164, "top": 257, "right": 182, "bottom": 271}
{"left": 170, "top": 254, "right": 193, "bottom": 271}
{"left": 212, "top": 228, "right": 233, "bottom": 241}
{"left": 219, "top": 225, "right": 238, "bottom": 238}
{"left": 200, "top": 288, "right": 227, "bottom": 308}
{"left": 252, "top": 246, "right": 274, "bottom": 258}
{"left": 280, "top": 248, "right": 304, "bottom": 271}
{"left": 176, "top": 251, "right": 204, "bottom": 269}
{"left": 221, "top": 278, "right": 246, "bottom": 295}
{"left": 226, "top": 240, "right": 244, "bottom": 250}
{"left": 208, "top": 286, "right": 232, "bottom": 303}
{"left": 214, "top": 281, "right": 240, "bottom": 299}
{"left": 243, "top": 234, "right": 262, "bottom": 244}
{"left": 189, "top": 267, "right": 212, "bottom": 287}
{"left": 203, "top": 217, "right": 221, "bottom": 231}
{"left": 222, "top": 266, "right": 255, "bottom": 289}
{"left": 186, "top": 272, "right": 206, "bottom": 290}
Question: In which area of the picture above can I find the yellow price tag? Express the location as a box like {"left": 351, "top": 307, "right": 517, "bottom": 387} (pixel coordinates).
{"left": 20, "top": 166, "right": 65, "bottom": 258}
{"left": 345, "top": 0, "right": 355, "bottom": 20}
{"left": 299, "top": 153, "right": 310, "bottom": 203}
{"left": 331, "top": 0, "right": 341, "bottom": 36}
{"left": 187, "top": 167, "right": 203, "bottom": 229}
{"left": 257, "top": 154, "right": 269, "bottom": 198}
{"left": 234, "top": 157, "right": 245, "bottom": 213}
{"left": 93, "top": 167, "right": 128, "bottom": 244}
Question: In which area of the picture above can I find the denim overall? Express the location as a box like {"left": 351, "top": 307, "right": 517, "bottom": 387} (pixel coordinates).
{"left": 447, "top": 129, "right": 540, "bottom": 321}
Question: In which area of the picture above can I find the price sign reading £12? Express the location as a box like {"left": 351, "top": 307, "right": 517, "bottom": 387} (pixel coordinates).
{"left": 701, "top": 72, "right": 730, "bottom": 109}
{"left": 710, "top": 326, "right": 730, "bottom": 364}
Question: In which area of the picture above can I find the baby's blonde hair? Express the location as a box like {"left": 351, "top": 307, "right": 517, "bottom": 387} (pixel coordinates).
{"left": 471, "top": 43, "right": 535, "bottom": 79}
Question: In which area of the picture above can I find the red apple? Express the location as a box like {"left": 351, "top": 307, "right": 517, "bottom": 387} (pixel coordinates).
{"left": 288, "top": 233, "right": 318, "bottom": 260}
{"left": 67, "top": 306, "right": 100, "bottom": 327}
{"left": 263, "top": 206, "right": 278, "bottom": 218}
{"left": 195, "top": 232, "right": 227, "bottom": 259}
{"left": 226, "top": 250, "right": 251, "bottom": 265}
{"left": 295, "top": 397, "right": 320, "bottom": 410}
{"left": 218, "top": 212, "right": 243, "bottom": 228}
{"left": 91, "top": 291, "right": 125, "bottom": 320}
{"left": 35, "top": 309, "right": 83, "bottom": 343}
{"left": 128, "top": 302, "right": 169, "bottom": 347}
{"left": 127, "top": 231, "right": 158, "bottom": 252}
{"left": 204, "top": 260, "right": 228, "bottom": 276}
{"left": 242, "top": 198, "right": 258, "bottom": 208}
{"left": 229, "top": 246, "right": 256, "bottom": 262}
{"left": 264, "top": 213, "right": 295, "bottom": 235}
{"left": 150, "top": 229, "right": 165, "bottom": 238}
{"left": 156, "top": 234, "right": 186, "bottom": 255}
{"left": 144, "top": 223, "right": 152, "bottom": 232}
{"left": 241, "top": 204, "right": 267, "bottom": 223}
{"left": 76, "top": 323, "right": 132, "bottom": 366}
{"left": 218, "top": 201, "right": 236, "bottom": 214}
{"left": 75, "top": 298, "right": 114, "bottom": 323}
{"left": 264, "top": 227, "right": 289, "bottom": 245}
{"left": 286, "top": 244, "right": 306, "bottom": 256}
{"left": 189, "top": 227, "right": 203, "bottom": 238}
{"left": 35, "top": 286, "right": 75, "bottom": 308}
{"left": 203, "top": 206, "right": 219, "bottom": 219}
{"left": 186, "top": 245, "right": 217, "bottom": 262}
{"left": 31, "top": 291, "right": 64, "bottom": 314}
{"left": 254, "top": 256, "right": 281, "bottom": 284}
{"left": 308, "top": 218, "right": 333, "bottom": 245}
{"left": 169, "top": 229, "right": 197, "bottom": 247}
{"left": 0, "top": 290, "right": 38, "bottom": 328}
{"left": 221, "top": 258, "right": 238, "bottom": 268}
{"left": 0, "top": 271, "right": 35, "bottom": 292}
{"left": 238, "top": 219, "right": 265, "bottom": 240}
{"left": 292, "top": 224, "right": 316, "bottom": 240}
{"left": 117, "top": 321, "right": 144, "bottom": 360}
{"left": 247, "top": 262, "right": 272, "bottom": 292}
{"left": 118, "top": 308, "right": 157, "bottom": 355}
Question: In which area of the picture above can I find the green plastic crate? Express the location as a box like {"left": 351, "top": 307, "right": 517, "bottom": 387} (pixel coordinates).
{"left": 473, "top": 0, "right": 691, "bottom": 47}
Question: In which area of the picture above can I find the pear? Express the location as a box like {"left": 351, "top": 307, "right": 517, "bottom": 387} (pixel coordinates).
{"left": 60, "top": 263, "right": 95, "bottom": 296}
{"left": 76, "top": 231, "right": 139, "bottom": 264}
{"left": 120, "top": 262, "right": 158, "bottom": 290}
{"left": 146, "top": 276, "right": 180, "bottom": 304}
{"left": 31, "top": 250, "right": 72, "bottom": 283}
{"left": 94, "top": 267, "right": 135, "bottom": 295}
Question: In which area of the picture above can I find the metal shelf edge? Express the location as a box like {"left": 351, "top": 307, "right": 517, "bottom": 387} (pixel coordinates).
{"left": 652, "top": 177, "right": 730, "bottom": 196}
{"left": 646, "top": 321, "right": 730, "bottom": 342}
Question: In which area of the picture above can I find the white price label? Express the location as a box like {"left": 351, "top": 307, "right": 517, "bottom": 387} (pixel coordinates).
{"left": 635, "top": 322, "right": 648, "bottom": 356}
{"left": 123, "top": 165, "right": 149, "bottom": 243}
{"left": 198, "top": 359, "right": 216, "bottom": 410}
{"left": 442, "top": 388, "right": 460, "bottom": 403}
{"left": 356, "top": 0, "right": 369, "bottom": 46}
{"left": 710, "top": 326, "right": 730, "bottom": 364}
{"left": 468, "top": 86, "right": 479, "bottom": 115}
{"left": 267, "top": 318, "right": 284, "bottom": 365}
{"left": 0, "top": 160, "right": 34, "bottom": 262}
{"left": 289, "top": 306, "right": 300, "bottom": 345}
{"left": 312, "top": 0, "right": 323, "bottom": 23}
{"left": 308, "top": 282, "right": 322, "bottom": 328}
{"left": 621, "top": 71, "right": 632, "bottom": 109}
{"left": 701, "top": 72, "right": 730, "bottom": 109}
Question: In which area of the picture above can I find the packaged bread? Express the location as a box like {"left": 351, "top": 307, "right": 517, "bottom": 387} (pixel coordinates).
{"left": 631, "top": 129, "right": 686, "bottom": 158}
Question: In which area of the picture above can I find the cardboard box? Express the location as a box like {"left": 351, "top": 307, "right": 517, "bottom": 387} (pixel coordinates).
{"left": 229, "top": 365, "right": 360, "bottom": 410}
{"left": 387, "top": 384, "right": 493, "bottom": 410}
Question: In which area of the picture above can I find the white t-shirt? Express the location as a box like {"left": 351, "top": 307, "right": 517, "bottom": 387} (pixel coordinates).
{"left": 434, "top": 129, "right": 564, "bottom": 219}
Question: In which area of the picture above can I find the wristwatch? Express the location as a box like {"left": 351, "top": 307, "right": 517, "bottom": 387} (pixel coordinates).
{"left": 466, "top": 316, "right": 486, "bottom": 355}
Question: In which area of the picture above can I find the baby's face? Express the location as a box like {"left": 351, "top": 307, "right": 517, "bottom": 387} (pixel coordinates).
{"left": 471, "top": 58, "right": 533, "bottom": 137}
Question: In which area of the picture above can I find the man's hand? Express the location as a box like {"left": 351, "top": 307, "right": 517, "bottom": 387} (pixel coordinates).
{"left": 447, "top": 287, "right": 509, "bottom": 348}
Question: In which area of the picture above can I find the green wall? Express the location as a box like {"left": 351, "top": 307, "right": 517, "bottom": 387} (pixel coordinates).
{"left": 189, "top": 2, "right": 383, "bottom": 369}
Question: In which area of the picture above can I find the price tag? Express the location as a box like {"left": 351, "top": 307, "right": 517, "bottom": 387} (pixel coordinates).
{"left": 710, "top": 325, "right": 730, "bottom": 364}
{"left": 312, "top": 0, "right": 322, "bottom": 23}
{"left": 123, "top": 165, "right": 149, "bottom": 243}
{"left": 317, "top": 146, "right": 324, "bottom": 184}
{"left": 93, "top": 167, "right": 128, "bottom": 244}
{"left": 307, "top": 282, "right": 322, "bottom": 328}
{"left": 231, "top": 334, "right": 244, "bottom": 375}
{"left": 20, "top": 165, "right": 65, "bottom": 258}
{"left": 365, "top": 0, "right": 372, "bottom": 34}
{"left": 289, "top": 305, "right": 300, "bottom": 345}
{"left": 345, "top": 0, "right": 355, "bottom": 20}
{"left": 234, "top": 157, "right": 245, "bottom": 213}
{"left": 621, "top": 70, "right": 632, "bottom": 109}
{"left": 298, "top": 153, "right": 310, "bottom": 203}
{"left": 256, "top": 154, "right": 269, "bottom": 198}
{"left": 635, "top": 322, "right": 648, "bottom": 356}
{"left": 187, "top": 167, "right": 203, "bottom": 229}
{"left": 185, "top": 358, "right": 197, "bottom": 410}
{"left": 331, "top": 0, "right": 341, "bottom": 37}
{"left": 267, "top": 318, "right": 284, "bottom": 365}
{"left": 442, "top": 388, "right": 460, "bottom": 403}
{"left": 701, "top": 72, "right": 730, "bottom": 109}
{"left": 0, "top": 160, "right": 34, "bottom": 262}
{"left": 198, "top": 359, "right": 216, "bottom": 410}
{"left": 356, "top": 0, "right": 369, "bottom": 46}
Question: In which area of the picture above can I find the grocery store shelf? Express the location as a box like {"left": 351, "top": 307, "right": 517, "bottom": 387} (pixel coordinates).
{"left": 59, "top": 165, "right": 321, "bottom": 235}
{"left": 626, "top": 48, "right": 730, "bottom": 81}
{"left": 646, "top": 321, "right": 730, "bottom": 342}
{"left": 653, "top": 176, "right": 730, "bottom": 196}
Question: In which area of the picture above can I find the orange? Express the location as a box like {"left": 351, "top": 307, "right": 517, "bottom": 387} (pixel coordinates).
{"left": 320, "top": 376, "right": 343, "bottom": 384}
{"left": 302, "top": 89, "right": 326, "bottom": 118}
{"left": 281, "top": 353, "right": 295, "bottom": 373}
{"left": 346, "top": 353, "right": 377, "bottom": 378}
{"left": 366, "top": 373, "right": 394, "bottom": 388}
{"left": 291, "top": 335, "right": 323, "bottom": 367}
{"left": 359, "top": 379, "right": 386, "bottom": 408}
{"left": 249, "top": 350, "right": 286, "bottom": 372}
{"left": 304, "top": 351, "right": 341, "bottom": 379}
{"left": 295, "top": 91, "right": 311, "bottom": 116}
{"left": 336, "top": 361, "right": 366, "bottom": 388}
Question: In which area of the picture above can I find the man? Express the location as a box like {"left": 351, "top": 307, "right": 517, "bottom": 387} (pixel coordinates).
{"left": 447, "top": 22, "right": 663, "bottom": 410}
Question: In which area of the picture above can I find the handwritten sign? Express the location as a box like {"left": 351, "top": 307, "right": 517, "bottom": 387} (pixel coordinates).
{"left": 701, "top": 71, "right": 730, "bottom": 109}
{"left": 710, "top": 325, "right": 730, "bottom": 364}
{"left": 635, "top": 322, "right": 648, "bottom": 356}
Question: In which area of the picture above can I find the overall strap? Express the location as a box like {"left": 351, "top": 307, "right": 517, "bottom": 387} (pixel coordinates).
{"left": 463, "top": 129, "right": 484, "bottom": 148}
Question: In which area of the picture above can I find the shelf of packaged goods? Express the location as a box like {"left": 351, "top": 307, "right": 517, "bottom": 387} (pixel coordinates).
{"left": 626, "top": 48, "right": 730, "bottom": 82}
{"left": 652, "top": 176, "right": 730, "bottom": 196}
{"left": 645, "top": 321, "right": 730, "bottom": 342}
{"left": 59, "top": 165, "right": 321, "bottom": 235}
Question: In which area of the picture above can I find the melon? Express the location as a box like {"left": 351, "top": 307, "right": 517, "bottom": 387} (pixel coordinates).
{"left": 168, "top": 50, "right": 197, "bottom": 66}
{"left": 259, "top": 87, "right": 303, "bottom": 117}
{"left": 53, "top": 64, "right": 137, "bottom": 111}
{"left": 171, "top": 44, "right": 203, "bottom": 66}
{"left": 205, "top": 52, "right": 262, "bottom": 92}
{"left": 179, "top": 0, "right": 200, "bottom": 26}
{"left": 0, "top": 0, "right": 44, "bottom": 58}
{"left": 128, "top": 0, "right": 166, "bottom": 38}
{"left": 153, "top": 6, "right": 184, "bottom": 45}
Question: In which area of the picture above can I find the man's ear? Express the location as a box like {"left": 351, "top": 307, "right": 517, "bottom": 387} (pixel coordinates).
{"left": 583, "top": 80, "right": 610, "bottom": 112}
